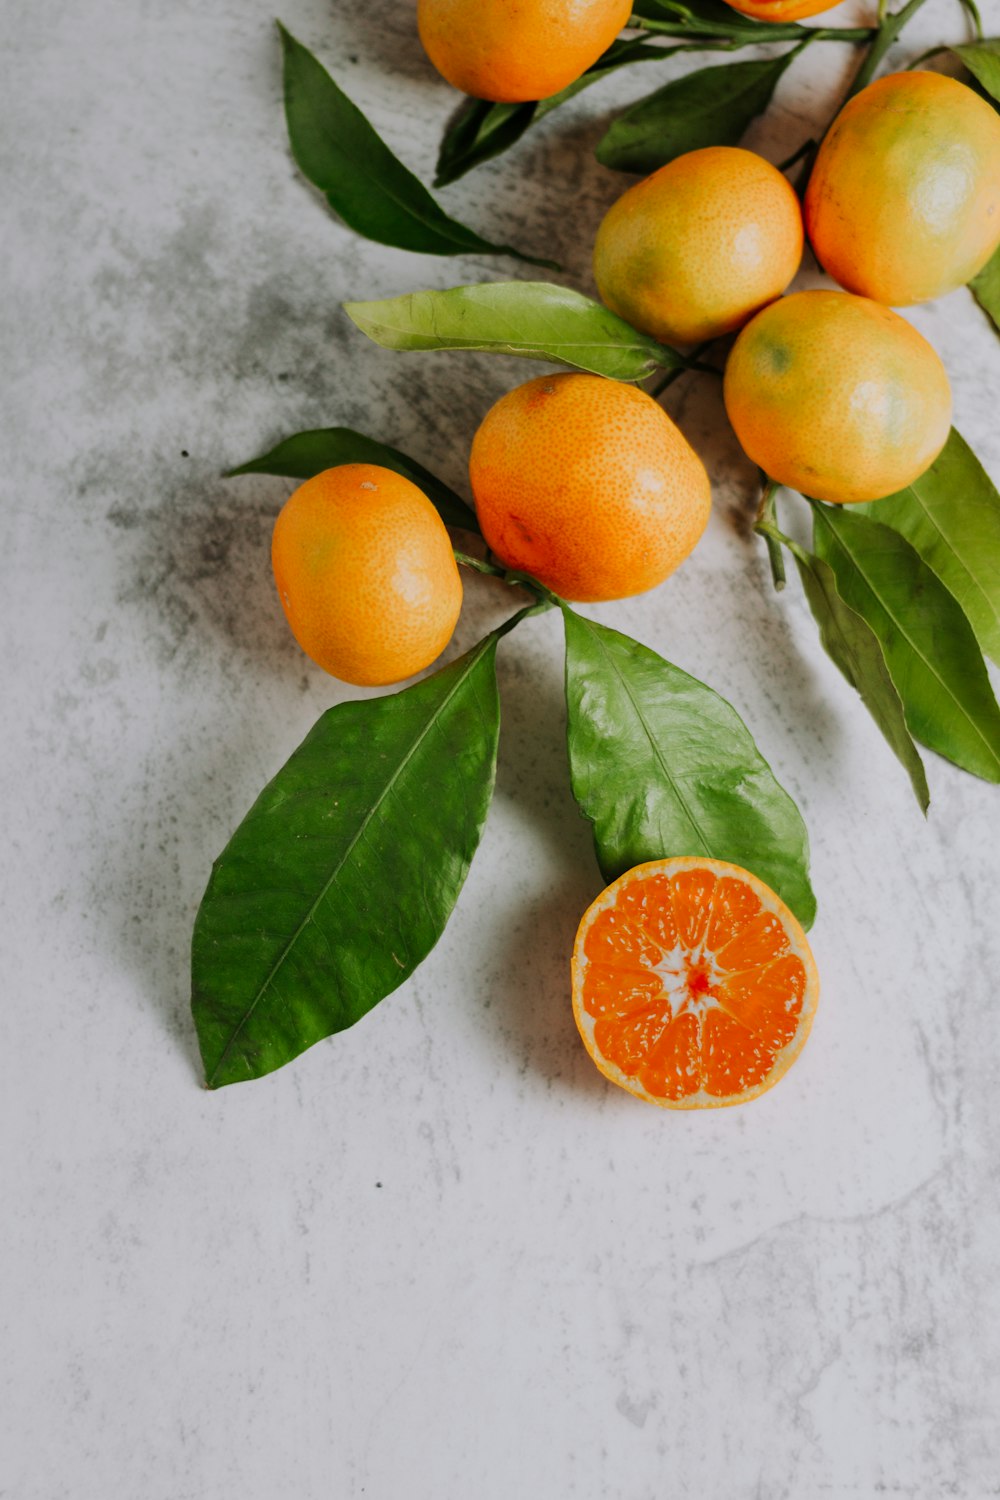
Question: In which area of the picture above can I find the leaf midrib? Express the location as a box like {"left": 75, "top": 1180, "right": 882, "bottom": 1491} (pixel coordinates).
{"left": 896, "top": 482, "right": 999, "bottom": 640}
{"left": 205, "top": 637, "right": 495, "bottom": 1085}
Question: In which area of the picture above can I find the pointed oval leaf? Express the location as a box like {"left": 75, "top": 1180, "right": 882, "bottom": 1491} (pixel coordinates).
{"left": 812, "top": 503, "right": 1000, "bottom": 783}
{"left": 858, "top": 429, "right": 1000, "bottom": 665}
{"left": 595, "top": 52, "right": 799, "bottom": 174}
{"left": 952, "top": 39, "right": 1000, "bottom": 102}
{"left": 344, "top": 282, "right": 682, "bottom": 380}
{"left": 226, "top": 426, "right": 479, "bottom": 533}
{"left": 791, "top": 548, "right": 929, "bottom": 811}
{"left": 279, "top": 23, "right": 556, "bottom": 267}
{"left": 970, "top": 243, "right": 1000, "bottom": 337}
{"left": 562, "top": 606, "right": 815, "bottom": 927}
{"left": 192, "top": 636, "right": 501, "bottom": 1087}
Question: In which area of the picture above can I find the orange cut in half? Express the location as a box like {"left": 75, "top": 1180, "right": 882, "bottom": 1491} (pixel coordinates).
{"left": 571, "top": 857, "right": 819, "bottom": 1109}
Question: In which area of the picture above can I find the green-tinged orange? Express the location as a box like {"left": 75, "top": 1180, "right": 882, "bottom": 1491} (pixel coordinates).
{"left": 271, "top": 464, "right": 462, "bottom": 686}
{"left": 469, "top": 373, "right": 711, "bottom": 602}
{"left": 723, "top": 291, "right": 952, "bottom": 504}
{"left": 593, "top": 146, "right": 803, "bottom": 345}
{"left": 806, "top": 71, "right": 1000, "bottom": 306}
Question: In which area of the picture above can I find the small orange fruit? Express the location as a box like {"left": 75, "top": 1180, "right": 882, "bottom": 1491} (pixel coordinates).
{"left": 805, "top": 71, "right": 1000, "bottom": 306}
{"left": 469, "top": 373, "right": 710, "bottom": 602}
{"left": 723, "top": 0, "right": 844, "bottom": 17}
{"left": 417, "top": 0, "right": 632, "bottom": 103}
{"left": 593, "top": 146, "right": 804, "bottom": 345}
{"left": 271, "top": 464, "right": 462, "bottom": 686}
{"left": 723, "top": 290, "right": 952, "bottom": 504}
{"left": 572, "top": 857, "right": 819, "bottom": 1109}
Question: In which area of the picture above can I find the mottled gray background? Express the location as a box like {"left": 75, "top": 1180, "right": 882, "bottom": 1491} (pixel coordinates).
{"left": 4, "top": 0, "right": 1000, "bottom": 1494}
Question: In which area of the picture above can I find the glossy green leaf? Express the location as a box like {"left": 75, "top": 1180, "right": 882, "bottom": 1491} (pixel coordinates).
{"left": 434, "top": 38, "right": 681, "bottom": 186}
{"left": 858, "top": 429, "right": 1000, "bottom": 665}
{"left": 952, "top": 39, "right": 1000, "bottom": 102}
{"left": 562, "top": 606, "right": 816, "bottom": 927}
{"left": 344, "top": 281, "right": 682, "bottom": 380}
{"left": 812, "top": 504, "right": 1000, "bottom": 783}
{"left": 226, "top": 426, "right": 479, "bottom": 533}
{"left": 595, "top": 51, "right": 799, "bottom": 174}
{"left": 970, "top": 242, "right": 1000, "bottom": 336}
{"left": 279, "top": 23, "right": 555, "bottom": 267}
{"left": 192, "top": 635, "right": 501, "bottom": 1087}
{"left": 790, "top": 548, "right": 929, "bottom": 811}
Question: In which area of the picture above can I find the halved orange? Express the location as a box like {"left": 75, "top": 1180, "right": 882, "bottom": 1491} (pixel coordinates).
{"left": 571, "top": 857, "right": 819, "bottom": 1109}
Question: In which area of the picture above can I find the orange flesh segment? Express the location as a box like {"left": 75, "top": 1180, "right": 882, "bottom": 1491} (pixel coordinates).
{"left": 578, "top": 864, "right": 813, "bottom": 1104}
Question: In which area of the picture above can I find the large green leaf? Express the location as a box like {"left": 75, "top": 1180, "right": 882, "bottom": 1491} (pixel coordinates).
{"left": 970, "top": 243, "right": 1000, "bottom": 337}
{"left": 812, "top": 504, "right": 1000, "bottom": 783}
{"left": 595, "top": 51, "right": 800, "bottom": 174}
{"left": 859, "top": 430, "right": 1000, "bottom": 666}
{"left": 562, "top": 607, "right": 815, "bottom": 927}
{"left": 434, "top": 38, "right": 680, "bottom": 187}
{"left": 344, "top": 281, "right": 682, "bottom": 380}
{"left": 790, "top": 548, "right": 929, "bottom": 811}
{"left": 279, "top": 23, "right": 555, "bottom": 267}
{"left": 227, "top": 426, "right": 480, "bottom": 533}
{"left": 952, "top": 38, "right": 1000, "bottom": 102}
{"left": 192, "top": 635, "right": 501, "bottom": 1087}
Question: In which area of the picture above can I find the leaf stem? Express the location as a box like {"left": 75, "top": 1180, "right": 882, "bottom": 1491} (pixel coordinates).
{"left": 777, "top": 137, "right": 817, "bottom": 175}
{"left": 842, "top": 0, "right": 930, "bottom": 104}
{"left": 454, "top": 550, "right": 560, "bottom": 613}
{"left": 650, "top": 339, "right": 718, "bottom": 396}
{"left": 754, "top": 482, "right": 787, "bottom": 591}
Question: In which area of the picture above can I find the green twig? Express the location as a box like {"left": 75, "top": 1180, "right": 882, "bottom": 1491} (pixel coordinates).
{"left": 777, "top": 137, "right": 817, "bottom": 175}
{"left": 454, "top": 550, "right": 559, "bottom": 610}
{"left": 843, "top": 0, "right": 930, "bottom": 104}
{"left": 650, "top": 339, "right": 718, "bottom": 397}
{"left": 753, "top": 482, "right": 787, "bottom": 590}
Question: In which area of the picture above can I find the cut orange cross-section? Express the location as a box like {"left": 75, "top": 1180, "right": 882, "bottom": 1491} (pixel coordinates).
{"left": 571, "top": 857, "right": 819, "bottom": 1109}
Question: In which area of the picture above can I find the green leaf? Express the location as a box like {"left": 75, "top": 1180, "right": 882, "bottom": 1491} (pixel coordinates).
{"left": 344, "top": 281, "right": 682, "bottom": 380}
{"left": 226, "top": 426, "right": 480, "bottom": 533}
{"left": 595, "top": 51, "right": 799, "bottom": 174}
{"left": 952, "top": 38, "right": 1000, "bottom": 102}
{"left": 562, "top": 606, "right": 816, "bottom": 927}
{"left": 278, "top": 23, "right": 555, "bottom": 267}
{"left": 858, "top": 429, "right": 1000, "bottom": 666}
{"left": 811, "top": 504, "right": 1000, "bottom": 783}
{"left": 192, "top": 635, "right": 501, "bottom": 1087}
{"left": 434, "top": 38, "right": 681, "bottom": 186}
{"left": 970, "top": 242, "right": 1000, "bottom": 336}
{"left": 790, "top": 548, "right": 929, "bottom": 811}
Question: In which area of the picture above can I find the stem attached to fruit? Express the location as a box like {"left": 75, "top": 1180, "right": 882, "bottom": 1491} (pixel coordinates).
{"left": 754, "top": 482, "right": 788, "bottom": 592}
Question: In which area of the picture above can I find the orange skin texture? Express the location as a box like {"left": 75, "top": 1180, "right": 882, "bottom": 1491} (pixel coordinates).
{"left": 723, "top": 290, "right": 952, "bottom": 504}
{"left": 805, "top": 71, "right": 1000, "bottom": 306}
{"left": 469, "top": 373, "right": 711, "bottom": 602}
{"left": 723, "top": 0, "right": 844, "bottom": 16}
{"left": 593, "top": 146, "right": 804, "bottom": 345}
{"left": 417, "top": 0, "right": 632, "bottom": 103}
{"left": 271, "top": 464, "right": 463, "bottom": 686}
{"left": 571, "top": 857, "right": 820, "bottom": 1109}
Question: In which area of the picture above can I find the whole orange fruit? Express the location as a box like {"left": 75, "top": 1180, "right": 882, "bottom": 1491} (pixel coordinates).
{"left": 723, "top": 290, "right": 952, "bottom": 504}
{"left": 723, "top": 0, "right": 843, "bottom": 16}
{"left": 805, "top": 71, "right": 1000, "bottom": 305}
{"left": 417, "top": 0, "right": 632, "bottom": 103}
{"left": 572, "top": 857, "right": 819, "bottom": 1109}
{"left": 469, "top": 373, "right": 710, "bottom": 601}
{"left": 271, "top": 464, "right": 462, "bottom": 686}
{"left": 593, "top": 146, "right": 803, "bottom": 345}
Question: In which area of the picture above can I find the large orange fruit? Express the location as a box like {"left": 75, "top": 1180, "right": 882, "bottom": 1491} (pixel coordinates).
{"left": 271, "top": 464, "right": 462, "bottom": 686}
{"left": 805, "top": 71, "right": 1000, "bottom": 305}
{"left": 723, "top": 290, "right": 952, "bottom": 504}
{"left": 593, "top": 146, "right": 804, "bottom": 345}
{"left": 417, "top": 0, "right": 632, "bottom": 103}
{"left": 723, "top": 0, "right": 844, "bottom": 16}
{"left": 572, "top": 858, "right": 819, "bottom": 1109}
{"left": 469, "top": 373, "right": 710, "bottom": 602}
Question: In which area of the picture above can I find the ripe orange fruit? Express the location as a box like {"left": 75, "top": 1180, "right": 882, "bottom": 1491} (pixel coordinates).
{"left": 805, "top": 71, "right": 1000, "bottom": 306}
{"left": 572, "top": 857, "right": 819, "bottom": 1109}
{"left": 271, "top": 464, "right": 462, "bottom": 686}
{"left": 593, "top": 146, "right": 803, "bottom": 345}
{"left": 417, "top": 0, "right": 632, "bottom": 103}
{"left": 723, "top": 290, "right": 952, "bottom": 504}
{"left": 469, "top": 373, "right": 710, "bottom": 602}
{"left": 723, "top": 0, "right": 843, "bottom": 16}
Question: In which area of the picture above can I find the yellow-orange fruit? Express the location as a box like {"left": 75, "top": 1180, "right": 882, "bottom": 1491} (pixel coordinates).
{"left": 724, "top": 0, "right": 844, "bottom": 16}
{"left": 271, "top": 464, "right": 462, "bottom": 686}
{"left": 593, "top": 146, "right": 804, "bottom": 345}
{"left": 805, "top": 71, "right": 1000, "bottom": 306}
{"left": 417, "top": 0, "right": 632, "bottom": 103}
{"left": 723, "top": 291, "right": 952, "bottom": 504}
{"left": 469, "top": 373, "right": 710, "bottom": 601}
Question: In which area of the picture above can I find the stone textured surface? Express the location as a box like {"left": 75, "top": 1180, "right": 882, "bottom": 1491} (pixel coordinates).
{"left": 4, "top": 1, "right": 1000, "bottom": 1495}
